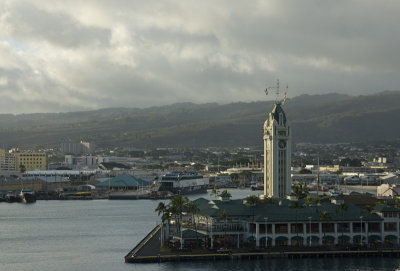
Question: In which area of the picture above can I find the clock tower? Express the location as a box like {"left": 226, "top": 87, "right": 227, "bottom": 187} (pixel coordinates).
{"left": 263, "top": 101, "right": 291, "bottom": 198}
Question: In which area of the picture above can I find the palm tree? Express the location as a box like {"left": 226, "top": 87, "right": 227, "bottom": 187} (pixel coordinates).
{"left": 170, "top": 195, "right": 189, "bottom": 232}
{"left": 218, "top": 210, "right": 229, "bottom": 248}
{"left": 292, "top": 183, "right": 308, "bottom": 199}
{"left": 155, "top": 202, "right": 167, "bottom": 217}
{"left": 245, "top": 195, "right": 260, "bottom": 239}
{"left": 306, "top": 196, "right": 320, "bottom": 206}
{"left": 219, "top": 189, "right": 232, "bottom": 201}
{"left": 186, "top": 201, "right": 200, "bottom": 247}
{"left": 318, "top": 211, "right": 331, "bottom": 245}
{"left": 155, "top": 201, "right": 172, "bottom": 246}
{"left": 290, "top": 200, "right": 303, "bottom": 240}
{"left": 245, "top": 195, "right": 260, "bottom": 220}
{"left": 335, "top": 203, "right": 348, "bottom": 243}
{"left": 364, "top": 205, "right": 373, "bottom": 214}
{"left": 210, "top": 188, "right": 219, "bottom": 198}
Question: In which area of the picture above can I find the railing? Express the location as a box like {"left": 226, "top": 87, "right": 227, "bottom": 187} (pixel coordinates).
{"left": 185, "top": 223, "right": 245, "bottom": 232}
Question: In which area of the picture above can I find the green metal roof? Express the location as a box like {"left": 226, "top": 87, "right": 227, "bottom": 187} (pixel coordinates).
{"left": 373, "top": 205, "right": 400, "bottom": 212}
{"left": 193, "top": 198, "right": 383, "bottom": 223}
{"left": 96, "top": 174, "right": 150, "bottom": 187}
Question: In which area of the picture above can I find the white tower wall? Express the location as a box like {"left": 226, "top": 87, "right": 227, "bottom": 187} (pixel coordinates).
{"left": 263, "top": 103, "right": 291, "bottom": 198}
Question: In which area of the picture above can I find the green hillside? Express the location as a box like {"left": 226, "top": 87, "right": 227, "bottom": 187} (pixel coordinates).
{"left": 0, "top": 91, "right": 399, "bottom": 148}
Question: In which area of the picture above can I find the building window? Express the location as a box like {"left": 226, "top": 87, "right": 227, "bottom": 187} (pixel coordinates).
{"left": 275, "top": 224, "right": 288, "bottom": 234}
{"left": 384, "top": 222, "right": 396, "bottom": 231}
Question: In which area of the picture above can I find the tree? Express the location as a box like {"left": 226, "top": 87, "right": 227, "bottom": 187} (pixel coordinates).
{"left": 306, "top": 196, "right": 320, "bottom": 206}
{"left": 245, "top": 195, "right": 260, "bottom": 238}
{"left": 186, "top": 201, "right": 200, "bottom": 247}
{"left": 396, "top": 198, "right": 400, "bottom": 209}
{"left": 218, "top": 210, "right": 229, "bottom": 248}
{"left": 364, "top": 205, "right": 373, "bottom": 214}
{"left": 19, "top": 164, "right": 26, "bottom": 173}
{"left": 155, "top": 202, "right": 167, "bottom": 217}
{"left": 290, "top": 200, "right": 303, "bottom": 240}
{"left": 156, "top": 196, "right": 190, "bottom": 249}
{"left": 210, "top": 188, "right": 220, "bottom": 198}
{"left": 292, "top": 183, "right": 309, "bottom": 199}
{"left": 169, "top": 195, "right": 189, "bottom": 233}
{"left": 219, "top": 189, "right": 232, "bottom": 200}
{"left": 155, "top": 201, "right": 170, "bottom": 246}
{"left": 339, "top": 158, "right": 362, "bottom": 167}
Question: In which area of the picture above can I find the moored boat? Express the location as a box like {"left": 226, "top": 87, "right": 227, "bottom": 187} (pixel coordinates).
{"left": 5, "top": 191, "right": 21, "bottom": 203}
{"left": 19, "top": 189, "right": 36, "bottom": 203}
{"left": 158, "top": 171, "right": 209, "bottom": 195}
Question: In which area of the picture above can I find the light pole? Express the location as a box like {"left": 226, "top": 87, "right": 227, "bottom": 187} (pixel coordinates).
{"left": 264, "top": 217, "right": 268, "bottom": 249}
{"left": 360, "top": 216, "right": 363, "bottom": 246}
{"left": 308, "top": 217, "right": 312, "bottom": 247}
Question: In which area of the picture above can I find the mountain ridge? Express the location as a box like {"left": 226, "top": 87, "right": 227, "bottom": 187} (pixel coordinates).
{"left": 0, "top": 91, "right": 399, "bottom": 148}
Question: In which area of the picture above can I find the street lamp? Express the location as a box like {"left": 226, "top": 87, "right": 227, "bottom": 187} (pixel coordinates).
{"left": 308, "top": 217, "right": 312, "bottom": 247}
{"left": 360, "top": 216, "right": 363, "bottom": 246}
{"left": 264, "top": 217, "right": 268, "bottom": 249}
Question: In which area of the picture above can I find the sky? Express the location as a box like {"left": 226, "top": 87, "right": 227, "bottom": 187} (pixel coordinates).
{"left": 0, "top": 0, "right": 399, "bottom": 114}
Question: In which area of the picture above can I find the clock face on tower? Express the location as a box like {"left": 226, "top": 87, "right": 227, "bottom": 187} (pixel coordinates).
{"left": 278, "top": 140, "right": 286, "bottom": 149}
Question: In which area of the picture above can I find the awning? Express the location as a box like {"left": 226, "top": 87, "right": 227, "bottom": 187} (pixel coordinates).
{"left": 353, "top": 235, "right": 366, "bottom": 240}
{"left": 247, "top": 236, "right": 256, "bottom": 241}
{"left": 368, "top": 235, "right": 381, "bottom": 240}
{"left": 276, "top": 236, "right": 288, "bottom": 241}
{"left": 338, "top": 235, "right": 350, "bottom": 241}
{"left": 322, "top": 235, "right": 335, "bottom": 241}
{"left": 306, "top": 235, "right": 319, "bottom": 241}
{"left": 260, "top": 236, "right": 273, "bottom": 241}
{"left": 291, "top": 236, "right": 304, "bottom": 241}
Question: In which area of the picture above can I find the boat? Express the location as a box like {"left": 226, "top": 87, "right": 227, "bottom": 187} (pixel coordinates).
{"left": 250, "top": 182, "right": 264, "bottom": 191}
{"left": 19, "top": 189, "right": 36, "bottom": 203}
{"left": 158, "top": 171, "right": 209, "bottom": 195}
{"left": 5, "top": 191, "right": 21, "bottom": 203}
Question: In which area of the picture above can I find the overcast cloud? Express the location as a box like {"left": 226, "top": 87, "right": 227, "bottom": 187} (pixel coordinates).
{"left": 0, "top": 0, "right": 399, "bottom": 113}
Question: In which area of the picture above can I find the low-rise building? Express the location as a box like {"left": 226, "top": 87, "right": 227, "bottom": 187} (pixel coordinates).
{"left": 173, "top": 197, "right": 400, "bottom": 249}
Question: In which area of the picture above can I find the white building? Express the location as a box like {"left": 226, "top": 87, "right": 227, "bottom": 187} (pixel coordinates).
{"left": 263, "top": 102, "right": 291, "bottom": 198}
{"left": 377, "top": 184, "right": 400, "bottom": 198}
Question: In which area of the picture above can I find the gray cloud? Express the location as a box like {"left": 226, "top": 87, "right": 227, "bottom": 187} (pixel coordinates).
{"left": 0, "top": 0, "right": 399, "bottom": 114}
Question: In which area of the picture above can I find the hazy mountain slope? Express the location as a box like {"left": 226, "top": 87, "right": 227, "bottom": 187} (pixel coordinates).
{"left": 0, "top": 91, "right": 399, "bottom": 148}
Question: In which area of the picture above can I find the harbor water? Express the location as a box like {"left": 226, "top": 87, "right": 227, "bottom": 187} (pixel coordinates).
{"left": 1, "top": 189, "right": 400, "bottom": 271}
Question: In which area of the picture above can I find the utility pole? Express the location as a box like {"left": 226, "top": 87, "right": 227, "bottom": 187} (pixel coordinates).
{"left": 317, "top": 156, "right": 320, "bottom": 197}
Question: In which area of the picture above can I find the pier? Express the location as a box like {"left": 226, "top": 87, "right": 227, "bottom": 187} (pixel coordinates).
{"left": 125, "top": 224, "right": 400, "bottom": 264}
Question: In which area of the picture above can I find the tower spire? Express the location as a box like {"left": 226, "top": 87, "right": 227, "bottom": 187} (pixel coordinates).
{"left": 264, "top": 79, "right": 288, "bottom": 105}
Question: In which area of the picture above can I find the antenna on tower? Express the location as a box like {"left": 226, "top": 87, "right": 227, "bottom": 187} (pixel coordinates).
{"left": 265, "top": 79, "right": 286, "bottom": 104}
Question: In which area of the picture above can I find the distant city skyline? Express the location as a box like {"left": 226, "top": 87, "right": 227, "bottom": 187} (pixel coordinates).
{"left": 0, "top": 1, "right": 399, "bottom": 114}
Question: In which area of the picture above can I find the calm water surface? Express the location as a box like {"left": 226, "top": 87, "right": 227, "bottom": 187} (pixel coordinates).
{"left": 1, "top": 189, "right": 400, "bottom": 271}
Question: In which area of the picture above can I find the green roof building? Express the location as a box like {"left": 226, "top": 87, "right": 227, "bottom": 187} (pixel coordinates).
{"left": 172, "top": 197, "right": 400, "bottom": 249}
{"left": 96, "top": 174, "right": 150, "bottom": 190}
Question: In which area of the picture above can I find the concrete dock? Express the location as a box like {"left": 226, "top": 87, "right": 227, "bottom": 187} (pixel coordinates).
{"left": 125, "top": 224, "right": 400, "bottom": 264}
